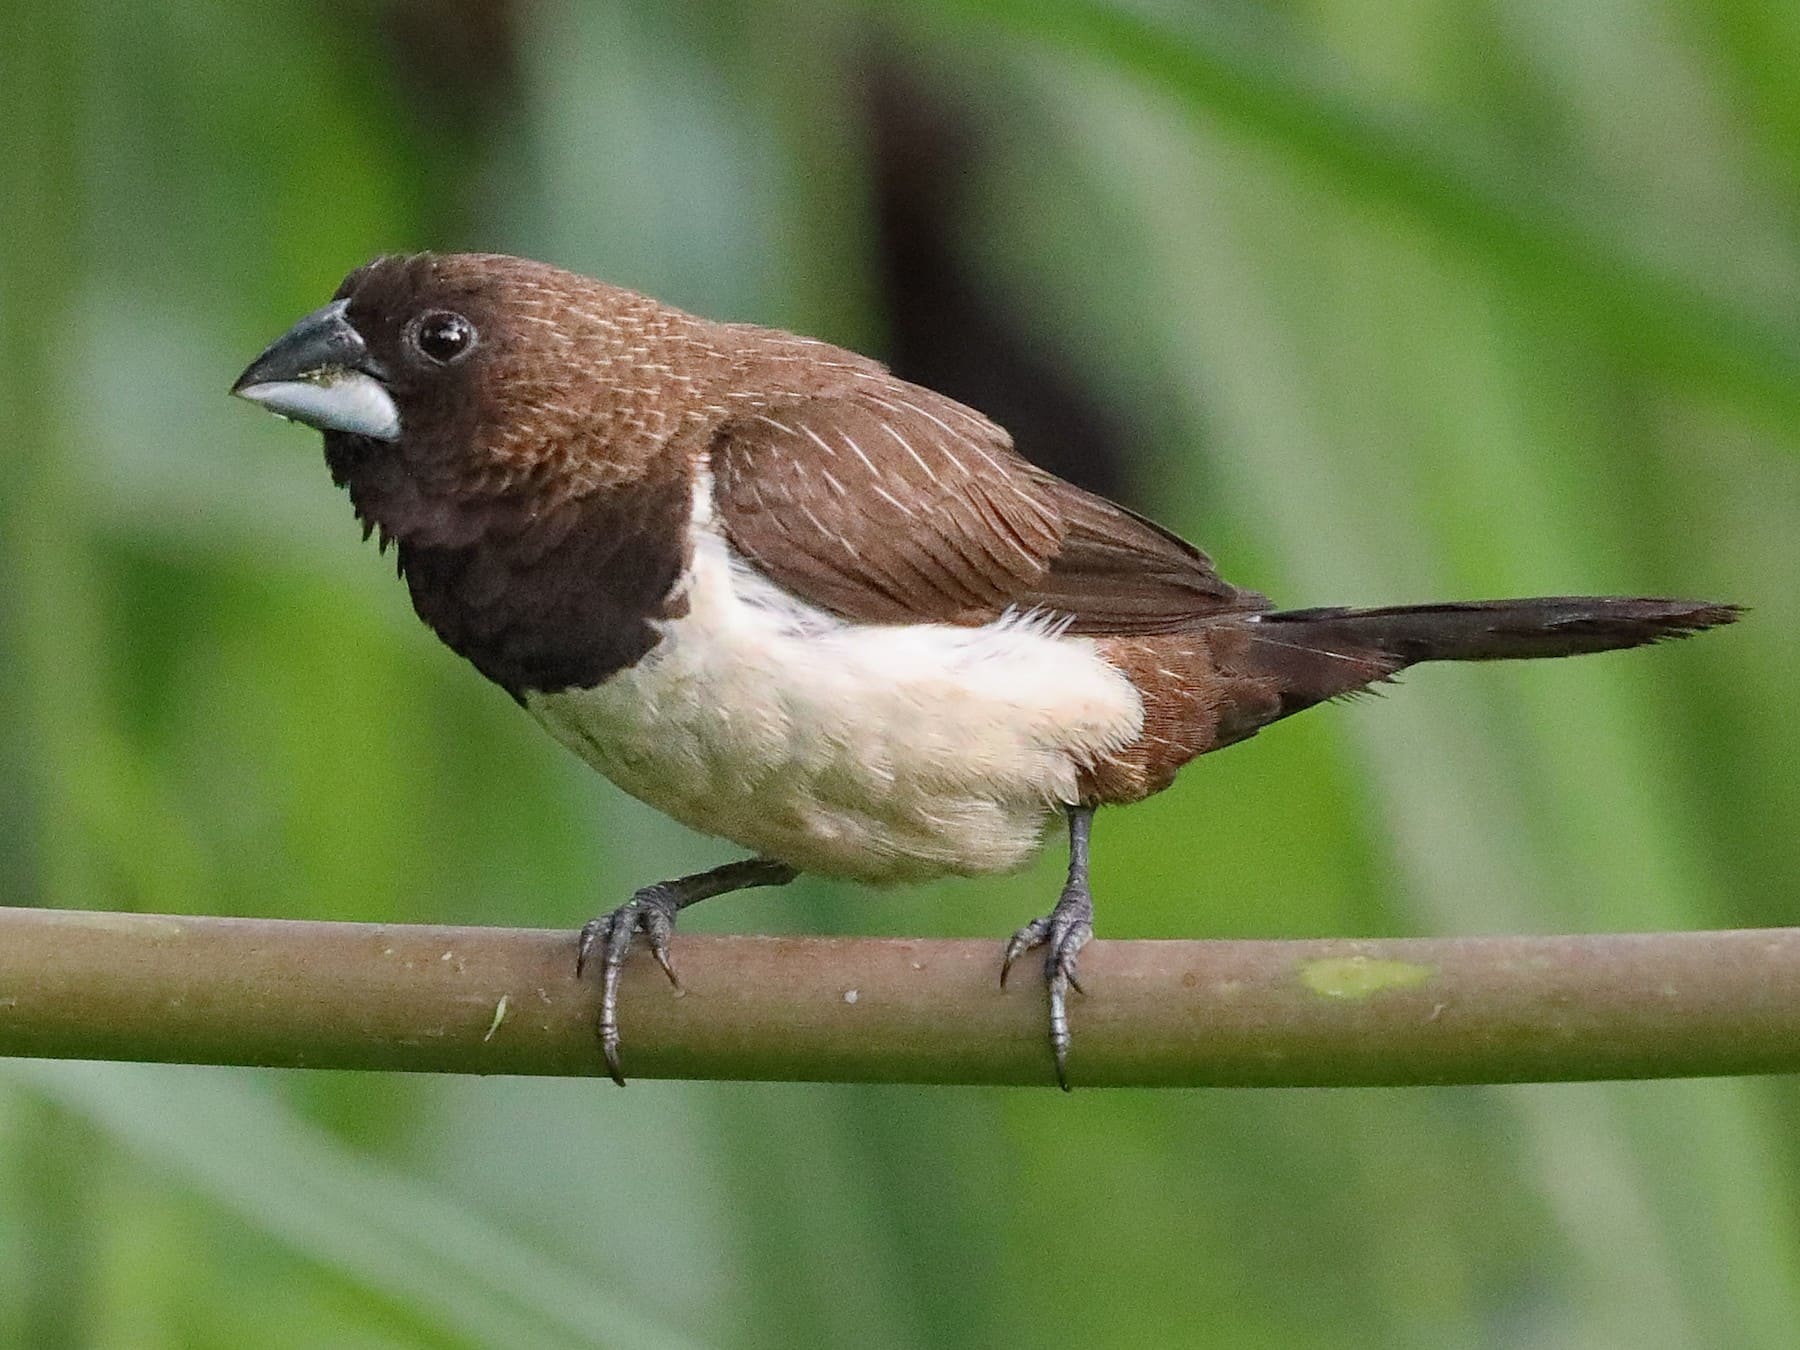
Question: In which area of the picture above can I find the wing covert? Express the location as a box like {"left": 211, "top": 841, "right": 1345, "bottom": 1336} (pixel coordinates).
{"left": 711, "top": 382, "right": 1264, "bottom": 632}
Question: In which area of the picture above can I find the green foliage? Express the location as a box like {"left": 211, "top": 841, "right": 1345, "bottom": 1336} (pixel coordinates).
{"left": 4, "top": 1, "right": 1798, "bottom": 1344}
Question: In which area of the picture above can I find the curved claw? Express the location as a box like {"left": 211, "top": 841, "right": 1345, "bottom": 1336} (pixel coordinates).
{"left": 1000, "top": 883, "right": 1094, "bottom": 1090}
{"left": 575, "top": 915, "right": 606, "bottom": 980}
{"left": 1044, "top": 921, "right": 1091, "bottom": 1092}
{"left": 999, "top": 915, "right": 1054, "bottom": 989}
{"left": 1047, "top": 967, "right": 1073, "bottom": 1091}
{"left": 641, "top": 902, "right": 681, "bottom": 990}
{"left": 579, "top": 887, "right": 684, "bottom": 1087}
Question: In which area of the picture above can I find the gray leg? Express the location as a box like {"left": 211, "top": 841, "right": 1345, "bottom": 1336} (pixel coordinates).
{"left": 577, "top": 857, "right": 797, "bottom": 1085}
{"left": 1000, "top": 806, "right": 1095, "bottom": 1091}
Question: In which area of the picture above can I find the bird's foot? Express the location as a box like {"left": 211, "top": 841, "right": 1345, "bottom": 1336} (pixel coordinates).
{"left": 1000, "top": 879, "right": 1094, "bottom": 1091}
{"left": 577, "top": 884, "right": 683, "bottom": 1087}
{"left": 576, "top": 858, "right": 797, "bottom": 1085}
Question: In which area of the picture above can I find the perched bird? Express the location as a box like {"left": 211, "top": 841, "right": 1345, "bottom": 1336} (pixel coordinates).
{"left": 232, "top": 252, "right": 1738, "bottom": 1088}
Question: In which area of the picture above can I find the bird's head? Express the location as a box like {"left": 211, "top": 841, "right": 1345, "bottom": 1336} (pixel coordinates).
{"left": 232, "top": 252, "right": 697, "bottom": 549}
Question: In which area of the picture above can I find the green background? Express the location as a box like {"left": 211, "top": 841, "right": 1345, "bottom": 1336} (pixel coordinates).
{"left": 4, "top": 2, "right": 1798, "bottom": 1345}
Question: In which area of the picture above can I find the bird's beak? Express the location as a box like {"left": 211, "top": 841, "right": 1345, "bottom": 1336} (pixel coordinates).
{"left": 230, "top": 298, "right": 401, "bottom": 441}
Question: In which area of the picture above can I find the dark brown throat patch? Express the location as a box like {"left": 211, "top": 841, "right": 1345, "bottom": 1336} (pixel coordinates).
{"left": 326, "top": 431, "right": 692, "bottom": 700}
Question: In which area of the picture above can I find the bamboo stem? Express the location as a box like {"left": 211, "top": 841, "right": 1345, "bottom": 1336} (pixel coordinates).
{"left": 4, "top": 907, "right": 1800, "bottom": 1087}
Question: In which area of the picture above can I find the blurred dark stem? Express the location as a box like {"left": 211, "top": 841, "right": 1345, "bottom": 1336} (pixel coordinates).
{"left": 866, "top": 61, "right": 1132, "bottom": 498}
{"left": 328, "top": 0, "right": 524, "bottom": 242}
{"left": 369, "top": 0, "right": 521, "bottom": 136}
{"left": 7, "top": 907, "right": 1800, "bottom": 1088}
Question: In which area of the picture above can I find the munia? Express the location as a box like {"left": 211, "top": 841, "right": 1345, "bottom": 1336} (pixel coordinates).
{"left": 234, "top": 252, "right": 1738, "bottom": 1087}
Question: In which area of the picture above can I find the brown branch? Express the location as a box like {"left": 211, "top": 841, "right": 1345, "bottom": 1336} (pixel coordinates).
{"left": 2, "top": 907, "right": 1799, "bottom": 1087}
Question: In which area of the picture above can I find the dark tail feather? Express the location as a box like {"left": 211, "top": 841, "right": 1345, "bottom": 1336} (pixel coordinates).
{"left": 1239, "top": 596, "right": 1740, "bottom": 718}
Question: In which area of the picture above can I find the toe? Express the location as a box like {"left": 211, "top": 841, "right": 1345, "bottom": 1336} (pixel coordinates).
{"left": 1000, "top": 916, "right": 1053, "bottom": 989}
{"left": 1048, "top": 919, "right": 1091, "bottom": 996}
{"left": 601, "top": 909, "right": 637, "bottom": 972}
{"left": 599, "top": 950, "right": 630, "bottom": 1086}
{"left": 644, "top": 914, "right": 681, "bottom": 989}
{"left": 575, "top": 915, "right": 609, "bottom": 978}
{"left": 600, "top": 1022, "right": 627, "bottom": 1088}
{"left": 1047, "top": 968, "right": 1073, "bottom": 1091}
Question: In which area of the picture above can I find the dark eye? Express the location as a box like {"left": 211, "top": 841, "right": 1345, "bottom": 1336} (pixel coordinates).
{"left": 413, "top": 311, "right": 477, "bottom": 364}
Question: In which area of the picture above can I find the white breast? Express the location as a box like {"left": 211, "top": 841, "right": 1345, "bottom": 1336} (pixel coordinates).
{"left": 525, "top": 474, "right": 1143, "bottom": 883}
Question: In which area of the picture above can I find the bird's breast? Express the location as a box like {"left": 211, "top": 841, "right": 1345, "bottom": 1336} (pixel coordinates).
{"left": 524, "top": 503, "right": 1145, "bottom": 883}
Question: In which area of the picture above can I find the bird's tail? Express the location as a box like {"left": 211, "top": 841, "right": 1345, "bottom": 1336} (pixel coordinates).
{"left": 1237, "top": 596, "right": 1740, "bottom": 718}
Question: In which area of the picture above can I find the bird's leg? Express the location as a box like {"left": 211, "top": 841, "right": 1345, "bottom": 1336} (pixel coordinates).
{"left": 1000, "top": 805, "right": 1096, "bottom": 1091}
{"left": 577, "top": 857, "right": 797, "bottom": 1085}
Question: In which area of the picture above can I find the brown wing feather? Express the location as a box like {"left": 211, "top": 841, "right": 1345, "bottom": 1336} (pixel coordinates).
{"left": 1020, "top": 471, "right": 1268, "bottom": 630}
{"left": 711, "top": 381, "right": 1265, "bottom": 631}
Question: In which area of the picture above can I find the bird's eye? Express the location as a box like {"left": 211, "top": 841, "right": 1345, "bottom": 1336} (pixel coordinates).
{"left": 413, "top": 311, "right": 477, "bottom": 364}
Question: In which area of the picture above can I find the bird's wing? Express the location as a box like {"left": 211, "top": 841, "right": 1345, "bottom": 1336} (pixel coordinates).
{"left": 709, "top": 382, "right": 1264, "bottom": 632}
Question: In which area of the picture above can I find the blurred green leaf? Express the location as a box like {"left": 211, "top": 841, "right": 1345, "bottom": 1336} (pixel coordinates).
{"left": 909, "top": 0, "right": 1800, "bottom": 430}
{"left": 6, "top": 1063, "right": 708, "bottom": 1350}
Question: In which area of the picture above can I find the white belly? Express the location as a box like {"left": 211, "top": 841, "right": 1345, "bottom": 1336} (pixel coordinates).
{"left": 525, "top": 494, "right": 1143, "bottom": 884}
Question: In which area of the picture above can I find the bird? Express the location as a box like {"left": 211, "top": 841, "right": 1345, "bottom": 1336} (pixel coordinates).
{"left": 231, "top": 251, "right": 1740, "bottom": 1088}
